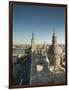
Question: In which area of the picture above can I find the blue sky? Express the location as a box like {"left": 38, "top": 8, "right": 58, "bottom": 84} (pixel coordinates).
{"left": 13, "top": 4, "right": 65, "bottom": 44}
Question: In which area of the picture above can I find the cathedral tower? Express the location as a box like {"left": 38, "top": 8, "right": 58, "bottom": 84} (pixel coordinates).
{"left": 47, "top": 32, "right": 62, "bottom": 71}
{"left": 52, "top": 32, "right": 57, "bottom": 45}
{"left": 31, "top": 33, "right": 36, "bottom": 53}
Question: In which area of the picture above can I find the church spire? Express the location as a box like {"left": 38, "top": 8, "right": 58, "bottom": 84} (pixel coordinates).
{"left": 52, "top": 32, "right": 57, "bottom": 45}
{"left": 31, "top": 33, "right": 35, "bottom": 43}
{"left": 31, "top": 33, "right": 36, "bottom": 53}
{"left": 32, "top": 33, "right": 35, "bottom": 40}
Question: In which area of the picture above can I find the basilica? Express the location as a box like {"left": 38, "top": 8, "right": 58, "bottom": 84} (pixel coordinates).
{"left": 13, "top": 32, "right": 66, "bottom": 85}
{"left": 30, "top": 32, "right": 65, "bottom": 84}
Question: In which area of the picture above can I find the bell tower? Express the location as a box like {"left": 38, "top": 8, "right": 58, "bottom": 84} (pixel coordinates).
{"left": 31, "top": 33, "right": 35, "bottom": 44}
{"left": 31, "top": 33, "right": 36, "bottom": 53}
{"left": 52, "top": 32, "right": 57, "bottom": 45}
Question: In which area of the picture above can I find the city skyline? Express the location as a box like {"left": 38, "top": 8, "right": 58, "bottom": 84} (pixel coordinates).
{"left": 13, "top": 4, "right": 65, "bottom": 45}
